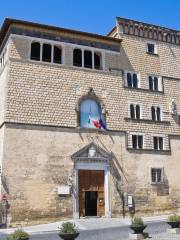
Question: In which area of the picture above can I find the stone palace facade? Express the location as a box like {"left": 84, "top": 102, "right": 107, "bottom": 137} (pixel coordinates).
{"left": 0, "top": 17, "right": 180, "bottom": 224}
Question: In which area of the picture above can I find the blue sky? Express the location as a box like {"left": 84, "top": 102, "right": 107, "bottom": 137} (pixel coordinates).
{"left": 0, "top": 0, "right": 180, "bottom": 35}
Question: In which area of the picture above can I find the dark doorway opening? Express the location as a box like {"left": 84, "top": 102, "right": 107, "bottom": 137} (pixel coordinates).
{"left": 85, "top": 191, "right": 97, "bottom": 216}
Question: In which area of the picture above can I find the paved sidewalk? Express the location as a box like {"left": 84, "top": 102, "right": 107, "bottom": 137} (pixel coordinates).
{"left": 0, "top": 214, "right": 169, "bottom": 235}
{"left": 151, "top": 232, "right": 180, "bottom": 239}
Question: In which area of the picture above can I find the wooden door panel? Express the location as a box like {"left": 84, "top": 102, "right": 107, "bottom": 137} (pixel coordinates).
{"left": 78, "top": 170, "right": 105, "bottom": 217}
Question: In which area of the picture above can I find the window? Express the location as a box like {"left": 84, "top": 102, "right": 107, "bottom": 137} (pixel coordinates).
{"left": 73, "top": 49, "right": 82, "bottom": 67}
{"left": 153, "top": 136, "right": 163, "bottom": 150}
{"left": 73, "top": 48, "right": 102, "bottom": 70}
{"left": 94, "top": 52, "right": 101, "bottom": 70}
{"left": 132, "top": 135, "right": 143, "bottom": 149}
{"left": 126, "top": 72, "right": 138, "bottom": 88}
{"left": 30, "top": 42, "right": 40, "bottom": 61}
{"left": 84, "top": 50, "right": 92, "bottom": 68}
{"left": 151, "top": 168, "right": 163, "bottom": 183}
{"left": 147, "top": 43, "right": 157, "bottom": 54}
{"left": 151, "top": 106, "right": 161, "bottom": 121}
{"left": 149, "top": 76, "right": 159, "bottom": 91}
{"left": 80, "top": 99, "right": 101, "bottom": 128}
{"left": 53, "top": 46, "right": 62, "bottom": 64}
{"left": 130, "top": 104, "right": 140, "bottom": 119}
{"left": 42, "top": 44, "right": 51, "bottom": 62}
{"left": 30, "top": 41, "right": 63, "bottom": 64}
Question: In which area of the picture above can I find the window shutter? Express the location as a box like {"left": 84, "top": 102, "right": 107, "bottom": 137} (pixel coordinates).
{"left": 158, "top": 77, "right": 163, "bottom": 92}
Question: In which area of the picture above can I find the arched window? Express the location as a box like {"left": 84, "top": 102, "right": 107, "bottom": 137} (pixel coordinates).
{"left": 80, "top": 99, "right": 101, "bottom": 128}
{"left": 42, "top": 43, "right": 51, "bottom": 62}
{"left": 157, "top": 107, "right": 161, "bottom": 121}
{"left": 30, "top": 42, "right": 40, "bottom": 61}
{"left": 149, "top": 76, "right": 153, "bottom": 90}
{"left": 53, "top": 46, "right": 62, "bottom": 64}
{"left": 151, "top": 106, "right": 156, "bottom": 121}
{"left": 84, "top": 50, "right": 92, "bottom": 68}
{"left": 94, "top": 52, "right": 101, "bottom": 70}
{"left": 130, "top": 104, "right": 140, "bottom": 119}
{"left": 136, "top": 105, "right": 140, "bottom": 119}
{"left": 73, "top": 49, "right": 82, "bottom": 67}
{"left": 130, "top": 104, "right": 135, "bottom": 119}
{"left": 151, "top": 106, "right": 161, "bottom": 121}
{"left": 133, "top": 74, "right": 138, "bottom": 88}
{"left": 127, "top": 73, "right": 132, "bottom": 88}
{"left": 154, "top": 77, "right": 158, "bottom": 91}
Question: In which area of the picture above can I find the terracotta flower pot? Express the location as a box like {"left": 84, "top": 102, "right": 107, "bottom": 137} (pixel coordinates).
{"left": 130, "top": 225, "right": 147, "bottom": 234}
{"left": 167, "top": 221, "right": 180, "bottom": 229}
{"left": 58, "top": 233, "right": 79, "bottom": 240}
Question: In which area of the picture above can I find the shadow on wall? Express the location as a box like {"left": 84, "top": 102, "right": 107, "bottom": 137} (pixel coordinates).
{"left": 108, "top": 44, "right": 135, "bottom": 76}
{"left": 110, "top": 152, "right": 129, "bottom": 217}
{"left": 1, "top": 175, "right": 9, "bottom": 195}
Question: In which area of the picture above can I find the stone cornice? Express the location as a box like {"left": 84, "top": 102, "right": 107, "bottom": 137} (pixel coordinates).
{"left": 114, "top": 17, "right": 180, "bottom": 45}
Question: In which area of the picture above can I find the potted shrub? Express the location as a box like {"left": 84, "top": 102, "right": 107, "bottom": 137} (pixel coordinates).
{"left": 6, "top": 229, "right": 29, "bottom": 240}
{"left": 130, "top": 216, "right": 147, "bottom": 234}
{"left": 58, "top": 222, "right": 79, "bottom": 240}
{"left": 167, "top": 215, "right": 180, "bottom": 228}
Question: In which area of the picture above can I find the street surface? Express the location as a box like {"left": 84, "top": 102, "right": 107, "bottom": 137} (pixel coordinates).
{"left": 29, "top": 221, "right": 179, "bottom": 240}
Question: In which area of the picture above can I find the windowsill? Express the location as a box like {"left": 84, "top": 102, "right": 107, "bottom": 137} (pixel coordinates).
{"left": 124, "top": 86, "right": 163, "bottom": 94}
{"left": 77, "top": 127, "right": 107, "bottom": 133}
{"left": 28, "top": 59, "right": 107, "bottom": 73}
{"left": 150, "top": 182, "right": 166, "bottom": 185}
{"left": 72, "top": 65, "right": 103, "bottom": 71}
{"left": 124, "top": 118, "right": 170, "bottom": 125}
{"left": 146, "top": 52, "right": 159, "bottom": 57}
{"left": 127, "top": 147, "right": 171, "bottom": 153}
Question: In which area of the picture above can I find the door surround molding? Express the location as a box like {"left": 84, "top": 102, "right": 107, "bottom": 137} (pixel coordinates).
{"left": 71, "top": 142, "right": 112, "bottom": 219}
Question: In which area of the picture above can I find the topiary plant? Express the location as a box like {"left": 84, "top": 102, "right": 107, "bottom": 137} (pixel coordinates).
{"left": 131, "top": 216, "right": 145, "bottom": 227}
{"left": 6, "top": 229, "right": 29, "bottom": 240}
{"left": 59, "top": 222, "right": 79, "bottom": 234}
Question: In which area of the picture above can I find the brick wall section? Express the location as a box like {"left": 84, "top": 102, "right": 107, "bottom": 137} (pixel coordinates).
{"left": 2, "top": 125, "right": 180, "bottom": 221}
{"left": 6, "top": 35, "right": 180, "bottom": 136}
{"left": 0, "top": 24, "right": 180, "bottom": 223}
